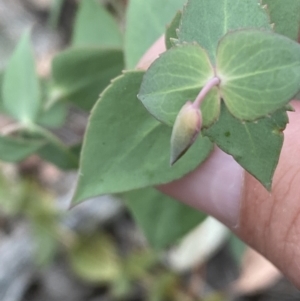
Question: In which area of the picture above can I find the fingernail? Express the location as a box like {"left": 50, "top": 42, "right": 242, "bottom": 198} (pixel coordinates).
{"left": 158, "top": 147, "right": 244, "bottom": 229}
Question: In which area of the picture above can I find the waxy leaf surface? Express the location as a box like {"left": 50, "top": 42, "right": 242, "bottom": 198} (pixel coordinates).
{"left": 138, "top": 44, "right": 219, "bottom": 127}
{"left": 218, "top": 30, "right": 300, "bottom": 121}
{"left": 124, "top": 188, "right": 207, "bottom": 250}
{"left": 74, "top": 71, "right": 213, "bottom": 204}
{"left": 3, "top": 32, "right": 41, "bottom": 123}
{"left": 262, "top": 0, "right": 300, "bottom": 41}
{"left": 178, "top": 0, "right": 271, "bottom": 63}
{"left": 204, "top": 103, "right": 288, "bottom": 189}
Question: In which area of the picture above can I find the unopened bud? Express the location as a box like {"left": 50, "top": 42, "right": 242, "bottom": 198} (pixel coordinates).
{"left": 170, "top": 101, "right": 202, "bottom": 165}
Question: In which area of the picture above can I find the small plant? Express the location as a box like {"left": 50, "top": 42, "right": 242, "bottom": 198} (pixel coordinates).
{"left": 75, "top": 0, "right": 300, "bottom": 201}
{"left": 1, "top": 0, "right": 300, "bottom": 250}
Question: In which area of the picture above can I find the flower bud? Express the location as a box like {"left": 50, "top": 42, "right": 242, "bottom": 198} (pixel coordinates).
{"left": 170, "top": 101, "right": 202, "bottom": 165}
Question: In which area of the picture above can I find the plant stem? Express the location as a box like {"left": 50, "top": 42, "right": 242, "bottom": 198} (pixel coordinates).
{"left": 192, "top": 77, "right": 220, "bottom": 109}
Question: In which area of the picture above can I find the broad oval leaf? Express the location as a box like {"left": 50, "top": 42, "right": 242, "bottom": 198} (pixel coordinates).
{"left": 203, "top": 103, "right": 288, "bottom": 189}
{"left": 51, "top": 47, "right": 124, "bottom": 110}
{"left": 124, "top": 188, "right": 207, "bottom": 250}
{"left": 72, "top": 0, "right": 122, "bottom": 48}
{"left": 2, "top": 32, "right": 41, "bottom": 123}
{"left": 217, "top": 30, "right": 300, "bottom": 121}
{"left": 138, "top": 44, "right": 219, "bottom": 127}
{"left": 125, "top": 0, "right": 186, "bottom": 68}
{"left": 178, "top": 0, "right": 271, "bottom": 63}
{"left": 73, "top": 71, "right": 213, "bottom": 204}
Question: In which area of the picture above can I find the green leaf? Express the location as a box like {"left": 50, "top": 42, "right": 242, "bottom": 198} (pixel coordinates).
{"left": 203, "top": 103, "right": 288, "bottom": 189}
{"left": 125, "top": 0, "right": 186, "bottom": 69}
{"left": 37, "top": 102, "right": 67, "bottom": 129}
{"left": 138, "top": 44, "right": 219, "bottom": 127}
{"left": 124, "top": 188, "right": 207, "bottom": 250}
{"left": 73, "top": 71, "right": 213, "bottom": 204}
{"left": 218, "top": 30, "right": 300, "bottom": 121}
{"left": 37, "top": 143, "right": 78, "bottom": 170}
{"left": 2, "top": 32, "right": 41, "bottom": 123}
{"left": 178, "top": 0, "right": 271, "bottom": 63}
{"left": 52, "top": 47, "right": 124, "bottom": 110}
{"left": 0, "top": 136, "right": 44, "bottom": 162}
{"left": 72, "top": 0, "right": 122, "bottom": 48}
{"left": 69, "top": 234, "right": 121, "bottom": 283}
{"left": 165, "top": 11, "right": 182, "bottom": 49}
{"left": 30, "top": 127, "right": 79, "bottom": 170}
{"left": 262, "top": 0, "right": 300, "bottom": 41}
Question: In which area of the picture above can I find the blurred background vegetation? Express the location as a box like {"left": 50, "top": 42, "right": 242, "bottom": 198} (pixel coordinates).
{"left": 0, "top": 0, "right": 299, "bottom": 300}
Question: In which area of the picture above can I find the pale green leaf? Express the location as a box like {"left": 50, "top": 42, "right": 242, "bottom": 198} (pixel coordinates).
{"left": 125, "top": 0, "right": 186, "bottom": 68}
{"left": 165, "top": 11, "right": 182, "bottom": 49}
{"left": 73, "top": 71, "right": 213, "bottom": 204}
{"left": 52, "top": 47, "right": 124, "bottom": 110}
{"left": 262, "top": 0, "right": 300, "bottom": 41}
{"left": 203, "top": 103, "right": 288, "bottom": 189}
{"left": 72, "top": 0, "right": 122, "bottom": 48}
{"left": 0, "top": 136, "right": 44, "bottom": 162}
{"left": 138, "top": 44, "right": 219, "bottom": 127}
{"left": 69, "top": 234, "right": 121, "bottom": 283}
{"left": 218, "top": 30, "right": 300, "bottom": 121}
{"left": 178, "top": 0, "right": 271, "bottom": 63}
{"left": 124, "top": 188, "right": 207, "bottom": 249}
{"left": 2, "top": 32, "right": 41, "bottom": 123}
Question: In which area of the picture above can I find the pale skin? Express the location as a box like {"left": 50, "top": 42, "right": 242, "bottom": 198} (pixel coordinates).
{"left": 138, "top": 36, "right": 300, "bottom": 287}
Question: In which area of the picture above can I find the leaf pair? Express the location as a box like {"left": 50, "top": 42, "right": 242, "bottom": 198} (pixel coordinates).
{"left": 138, "top": 0, "right": 300, "bottom": 188}
{"left": 139, "top": 31, "right": 300, "bottom": 126}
